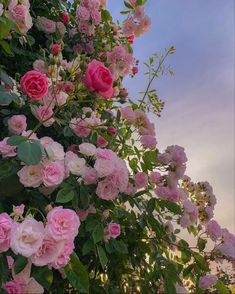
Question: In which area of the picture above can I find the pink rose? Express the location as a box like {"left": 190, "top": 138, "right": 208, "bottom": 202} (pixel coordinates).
{"left": 42, "top": 161, "right": 65, "bottom": 187}
{"left": 149, "top": 171, "right": 161, "bottom": 184}
{"left": 81, "top": 167, "right": 98, "bottom": 185}
{"left": 8, "top": 115, "right": 27, "bottom": 135}
{"left": 37, "top": 16, "right": 56, "bottom": 33}
{"left": 134, "top": 172, "right": 148, "bottom": 189}
{"left": 120, "top": 107, "right": 136, "bottom": 124}
{"left": 198, "top": 275, "right": 217, "bottom": 289}
{"left": 140, "top": 135, "right": 157, "bottom": 149}
{"left": 0, "top": 137, "right": 16, "bottom": 158}
{"left": 17, "top": 164, "right": 43, "bottom": 188}
{"left": 51, "top": 44, "right": 61, "bottom": 55}
{"left": 31, "top": 235, "right": 64, "bottom": 266}
{"left": 96, "top": 177, "right": 119, "bottom": 200}
{"left": 33, "top": 59, "right": 47, "bottom": 73}
{"left": 79, "top": 142, "right": 96, "bottom": 157}
{"left": 10, "top": 218, "right": 45, "bottom": 257}
{"left": 107, "top": 127, "right": 116, "bottom": 136}
{"left": 20, "top": 70, "right": 48, "bottom": 100}
{"left": 97, "top": 135, "right": 108, "bottom": 148}
{"left": 83, "top": 60, "right": 114, "bottom": 98}
{"left": 207, "top": 220, "right": 222, "bottom": 241}
{"left": 76, "top": 6, "right": 90, "bottom": 21}
{"left": 49, "top": 240, "right": 74, "bottom": 269}
{"left": 7, "top": 256, "right": 14, "bottom": 270}
{"left": 61, "top": 12, "right": 70, "bottom": 25}
{"left": 107, "top": 223, "right": 121, "bottom": 239}
{"left": 46, "top": 206, "right": 80, "bottom": 241}
{"left": 4, "top": 280, "right": 26, "bottom": 294}
{"left": 0, "top": 213, "right": 14, "bottom": 252}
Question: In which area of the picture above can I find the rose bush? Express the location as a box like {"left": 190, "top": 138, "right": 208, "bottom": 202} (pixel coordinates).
{"left": 0, "top": 0, "right": 234, "bottom": 293}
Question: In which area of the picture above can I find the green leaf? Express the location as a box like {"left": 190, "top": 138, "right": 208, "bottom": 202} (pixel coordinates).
{"left": 197, "top": 238, "right": 207, "bottom": 252}
{"left": 31, "top": 266, "right": 53, "bottom": 290}
{"left": 0, "top": 69, "right": 13, "bottom": 86}
{"left": 82, "top": 239, "right": 94, "bottom": 255}
{"left": 124, "top": 1, "right": 134, "bottom": 9}
{"left": 183, "top": 264, "right": 194, "bottom": 278}
{"left": 193, "top": 253, "right": 209, "bottom": 271}
{"left": 112, "top": 240, "right": 128, "bottom": 254}
{"left": 147, "top": 198, "right": 156, "bottom": 214}
{"left": 7, "top": 136, "right": 26, "bottom": 146}
{"left": 0, "top": 40, "right": 14, "bottom": 56}
{"left": 97, "top": 245, "right": 108, "bottom": 270}
{"left": 17, "top": 140, "right": 42, "bottom": 165}
{"left": 14, "top": 255, "right": 28, "bottom": 274}
{"left": 215, "top": 281, "right": 230, "bottom": 294}
{"left": 0, "top": 91, "right": 13, "bottom": 105}
{"left": 56, "top": 188, "right": 75, "bottom": 203}
{"left": 159, "top": 200, "right": 182, "bottom": 214}
{"left": 64, "top": 252, "right": 89, "bottom": 293}
{"left": 0, "top": 17, "right": 11, "bottom": 39}
{"left": 92, "top": 224, "right": 104, "bottom": 243}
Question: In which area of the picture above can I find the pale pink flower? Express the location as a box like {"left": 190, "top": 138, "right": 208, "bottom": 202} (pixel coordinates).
{"left": 46, "top": 206, "right": 80, "bottom": 241}
{"left": 149, "top": 171, "right": 161, "bottom": 184}
{"left": 96, "top": 177, "right": 119, "bottom": 200}
{"left": 7, "top": 1, "right": 32, "bottom": 34}
{"left": 31, "top": 235, "right": 64, "bottom": 266}
{"left": 198, "top": 275, "right": 217, "bottom": 289}
{"left": 31, "top": 105, "right": 54, "bottom": 127}
{"left": 207, "top": 220, "right": 222, "bottom": 241}
{"left": 55, "top": 91, "right": 68, "bottom": 106}
{"left": 81, "top": 167, "right": 98, "bottom": 185}
{"left": 50, "top": 241, "right": 74, "bottom": 269}
{"left": 70, "top": 118, "right": 91, "bottom": 137}
{"left": 76, "top": 6, "right": 90, "bottom": 20}
{"left": 0, "top": 137, "right": 16, "bottom": 158}
{"left": 134, "top": 6, "right": 145, "bottom": 20}
{"left": 140, "top": 135, "right": 157, "bottom": 149}
{"left": 37, "top": 16, "right": 56, "bottom": 33}
{"left": 79, "top": 142, "right": 96, "bottom": 157}
{"left": 56, "top": 21, "right": 66, "bottom": 36}
{"left": 123, "top": 17, "right": 135, "bottom": 37}
{"left": 120, "top": 107, "right": 136, "bottom": 124}
{"left": 65, "top": 151, "right": 86, "bottom": 176}
{"left": 134, "top": 172, "right": 148, "bottom": 189}
{"left": 33, "top": 60, "right": 47, "bottom": 73}
{"left": 10, "top": 218, "right": 45, "bottom": 257}
{"left": 8, "top": 115, "right": 27, "bottom": 135}
{"left": 124, "top": 182, "right": 137, "bottom": 196}
{"left": 42, "top": 161, "right": 65, "bottom": 187}
{"left": 17, "top": 164, "right": 43, "bottom": 188}
{"left": 40, "top": 136, "right": 54, "bottom": 148}
{"left": 0, "top": 213, "right": 14, "bottom": 253}
{"left": 45, "top": 142, "right": 65, "bottom": 161}
{"left": 106, "top": 223, "right": 121, "bottom": 239}
{"left": 4, "top": 280, "right": 26, "bottom": 294}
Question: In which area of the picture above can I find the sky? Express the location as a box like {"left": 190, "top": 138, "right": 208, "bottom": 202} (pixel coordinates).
{"left": 108, "top": 0, "right": 235, "bottom": 233}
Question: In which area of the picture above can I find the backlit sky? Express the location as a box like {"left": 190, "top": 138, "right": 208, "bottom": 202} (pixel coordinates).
{"left": 108, "top": 0, "right": 234, "bottom": 232}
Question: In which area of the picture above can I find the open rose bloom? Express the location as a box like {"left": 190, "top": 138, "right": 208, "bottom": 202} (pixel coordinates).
{"left": 0, "top": 0, "right": 233, "bottom": 293}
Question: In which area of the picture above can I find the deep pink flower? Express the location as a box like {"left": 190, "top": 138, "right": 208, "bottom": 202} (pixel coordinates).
{"left": 20, "top": 70, "right": 48, "bottom": 100}
{"left": 83, "top": 60, "right": 114, "bottom": 98}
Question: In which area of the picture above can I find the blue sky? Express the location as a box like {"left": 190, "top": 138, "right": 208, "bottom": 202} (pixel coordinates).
{"left": 108, "top": 1, "right": 234, "bottom": 232}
